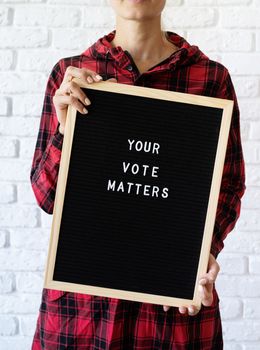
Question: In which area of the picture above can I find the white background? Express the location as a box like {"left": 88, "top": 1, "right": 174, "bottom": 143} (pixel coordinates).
{"left": 0, "top": 0, "right": 259, "bottom": 349}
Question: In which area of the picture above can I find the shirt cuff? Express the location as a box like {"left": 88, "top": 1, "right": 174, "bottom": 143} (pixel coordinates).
{"left": 210, "top": 221, "right": 222, "bottom": 259}
{"left": 51, "top": 123, "right": 64, "bottom": 150}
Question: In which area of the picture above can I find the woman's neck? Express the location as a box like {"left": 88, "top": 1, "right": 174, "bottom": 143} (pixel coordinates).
{"left": 110, "top": 17, "right": 178, "bottom": 63}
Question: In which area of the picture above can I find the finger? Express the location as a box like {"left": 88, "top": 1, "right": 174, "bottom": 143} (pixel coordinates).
{"left": 199, "top": 276, "right": 214, "bottom": 286}
{"left": 200, "top": 269, "right": 218, "bottom": 285}
{"left": 57, "top": 81, "right": 91, "bottom": 107}
{"left": 207, "top": 254, "right": 220, "bottom": 279}
{"left": 163, "top": 305, "right": 171, "bottom": 312}
{"left": 53, "top": 94, "right": 88, "bottom": 115}
{"left": 208, "top": 262, "right": 220, "bottom": 282}
{"left": 199, "top": 262, "right": 220, "bottom": 285}
{"left": 198, "top": 284, "right": 213, "bottom": 307}
{"left": 64, "top": 66, "right": 103, "bottom": 84}
{"left": 187, "top": 305, "right": 200, "bottom": 316}
{"left": 202, "top": 294, "right": 213, "bottom": 307}
{"left": 107, "top": 78, "right": 118, "bottom": 83}
{"left": 179, "top": 306, "right": 187, "bottom": 314}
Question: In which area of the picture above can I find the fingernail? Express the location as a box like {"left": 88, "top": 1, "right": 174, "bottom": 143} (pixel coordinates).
{"left": 199, "top": 278, "right": 207, "bottom": 285}
{"left": 95, "top": 74, "right": 103, "bottom": 80}
{"left": 83, "top": 108, "right": 88, "bottom": 114}
{"left": 85, "top": 98, "right": 91, "bottom": 105}
{"left": 87, "top": 76, "right": 93, "bottom": 83}
{"left": 188, "top": 307, "right": 195, "bottom": 315}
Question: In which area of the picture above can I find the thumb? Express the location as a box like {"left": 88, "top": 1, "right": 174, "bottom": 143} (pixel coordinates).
{"left": 107, "top": 77, "right": 118, "bottom": 83}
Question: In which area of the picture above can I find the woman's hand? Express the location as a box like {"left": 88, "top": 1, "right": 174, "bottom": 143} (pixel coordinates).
{"left": 163, "top": 253, "right": 220, "bottom": 316}
{"left": 53, "top": 66, "right": 117, "bottom": 135}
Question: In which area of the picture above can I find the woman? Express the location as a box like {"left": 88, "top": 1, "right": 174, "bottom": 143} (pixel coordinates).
{"left": 30, "top": 0, "right": 246, "bottom": 348}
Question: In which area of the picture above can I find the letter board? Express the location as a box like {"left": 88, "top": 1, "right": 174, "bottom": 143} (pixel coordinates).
{"left": 44, "top": 78, "right": 233, "bottom": 308}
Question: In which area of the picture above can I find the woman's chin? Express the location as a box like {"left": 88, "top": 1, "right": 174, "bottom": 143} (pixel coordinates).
{"left": 126, "top": 0, "right": 146, "bottom": 4}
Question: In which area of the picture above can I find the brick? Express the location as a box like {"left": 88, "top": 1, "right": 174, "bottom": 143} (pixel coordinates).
{"left": 220, "top": 298, "right": 243, "bottom": 319}
{"left": 186, "top": 0, "right": 251, "bottom": 4}
{"left": 221, "top": 8, "right": 260, "bottom": 28}
{"left": 19, "top": 314, "right": 38, "bottom": 336}
{"left": 19, "top": 137, "right": 36, "bottom": 159}
{"left": 232, "top": 77, "right": 259, "bottom": 98}
{"left": 216, "top": 276, "right": 260, "bottom": 297}
{"left": 224, "top": 232, "right": 260, "bottom": 254}
{"left": 249, "top": 122, "right": 260, "bottom": 140}
{"left": 82, "top": 6, "right": 115, "bottom": 27}
{"left": 49, "top": 0, "right": 110, "bottom": 4}
{"left": 249, "top": 256, "right": 260, "bottom": 274}
{"left": 222, "top": 321, "right": 260, "bottom": 341}
{"left": 0, "top": 205, "right": 39, "bottom": 227}
{"left": 0, "top": 117, "right": 40, "bottom": 137}
{"left": 0, "top": 316, "right": 18, "bottom": 336}
{"left": 41, "top": 211, "right": 53, "bottom": 228}
{"left": 0, "top": 73, "right": 45, "bottom": 93}
{"left": 0, "top": 183, "right": 16, "bottom": 203}
{"left": 17, "top": 51, "right": 61, "bottom": 73}
{"left": 16, "top": 272, "right": 44, "bottom": 293}
{"left": 239, "top": 101, "right": 260, "bottom": 121}
{"left": 0, "top": 6, "right": 10, "bottom": 26}
{"left": 164, "top": 7, "right": 217, "bottom": 28}
{"left": 244, "top": 299, "right": 260, "bottom": 319}
{"left": 0, "top": 160, "right": 31, "bottom": 181}
{"left": 52, "top": 28, "right": 105, "bottom": 50}
{"left": 50, "top": 0, "right": 108, "bottom": 4}
{"left": 0, "top": 96, "right": 8, "bottom": 116}
{"left": 17, "top": 49, "right": 76, "bottom": 72}
{"left": 12, "top": 94, "right": 44, "bottom": 116}
{"left": 240, "top": 120, "right": 250, "bottom": 142}
{"left": 0, "top": 272, "right": 15, "bottom": 293}
{"left": 187, "top": 30, "right": 253, "bottom": 52}
{"left": 218, "top": 254, "right": 247, "bottom": 275}
{"left": 14, "top": 6, "right": 81, "bottom": 27}
{"left": 256, "top": 32, "right": 260, "bottom": 52}
{"left": 0, "top": 293, "right": 41, "bottom": 314}
{"left": 0, "top": 50, "right": 14, "bottom": 70}
{"left": 10, "top": 228, "right": 49, "bottom": 250}
{"left": 0, "top": 138, "right": 18, "bottom": 158}
{"left": 235, "top": 209, "right": 260, "bottom": 232}
{"left": 223, "top": 344, "right": 242, "bottom": 350}
{"left": 242, "top": 188, "right": 260, "bottom": 209}
{"left": 0, "top": 338, "right": 32, "bottom": 350}
{"left": 0, "top": 249, "right": 46, "bottom": 271}
{"left": 243, "top": 344, "right": 260, "bottom": 350}
{"left": 246, "top": 165, "right": 260, "bottom": 186}
{"left": 17, "top": 183, "right": 37, "bottom": 205}
{"left": 242, "top": 142, "right": 260, "bottom": 163}
{"left": 0, "top": 28, "right": 48, "bottom": 49}
{"left": 161, "top": 0, "right": 183, "bottom": 4}
{"left": 0, "top": 230, "right": 8, "bottom": 248}
{"left": 222, "top": 54, "right": 260, "bottom": 75}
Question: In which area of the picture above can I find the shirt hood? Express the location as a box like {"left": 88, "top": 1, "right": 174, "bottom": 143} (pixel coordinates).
{"left": 81, "top": 29, "right": 208, "bottom": 76}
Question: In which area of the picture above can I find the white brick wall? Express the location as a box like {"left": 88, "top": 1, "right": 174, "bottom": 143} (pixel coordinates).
{"left": 0, "top": 0, "right": 259, "bottom": 348}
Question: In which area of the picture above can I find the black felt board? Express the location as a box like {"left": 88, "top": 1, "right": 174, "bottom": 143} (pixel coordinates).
{"left": 53, "top": 87, "right": 222, "bottom": 301}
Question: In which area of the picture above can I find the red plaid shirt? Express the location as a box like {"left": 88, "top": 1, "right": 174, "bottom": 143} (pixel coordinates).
{"left": 31, "top": 29, "right": 246, "bottom": 349}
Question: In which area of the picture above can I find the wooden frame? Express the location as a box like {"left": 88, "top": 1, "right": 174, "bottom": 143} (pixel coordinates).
{"left": 44, "top": 78, "right": 233, "bottom": 309}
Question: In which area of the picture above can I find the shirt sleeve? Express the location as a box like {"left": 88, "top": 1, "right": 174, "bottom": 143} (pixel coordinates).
{"left": 30, "top": 59, "right": 65, "bottom": 214}
{"left": 210, "top": 69, "right": 246, "bottom": 259}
